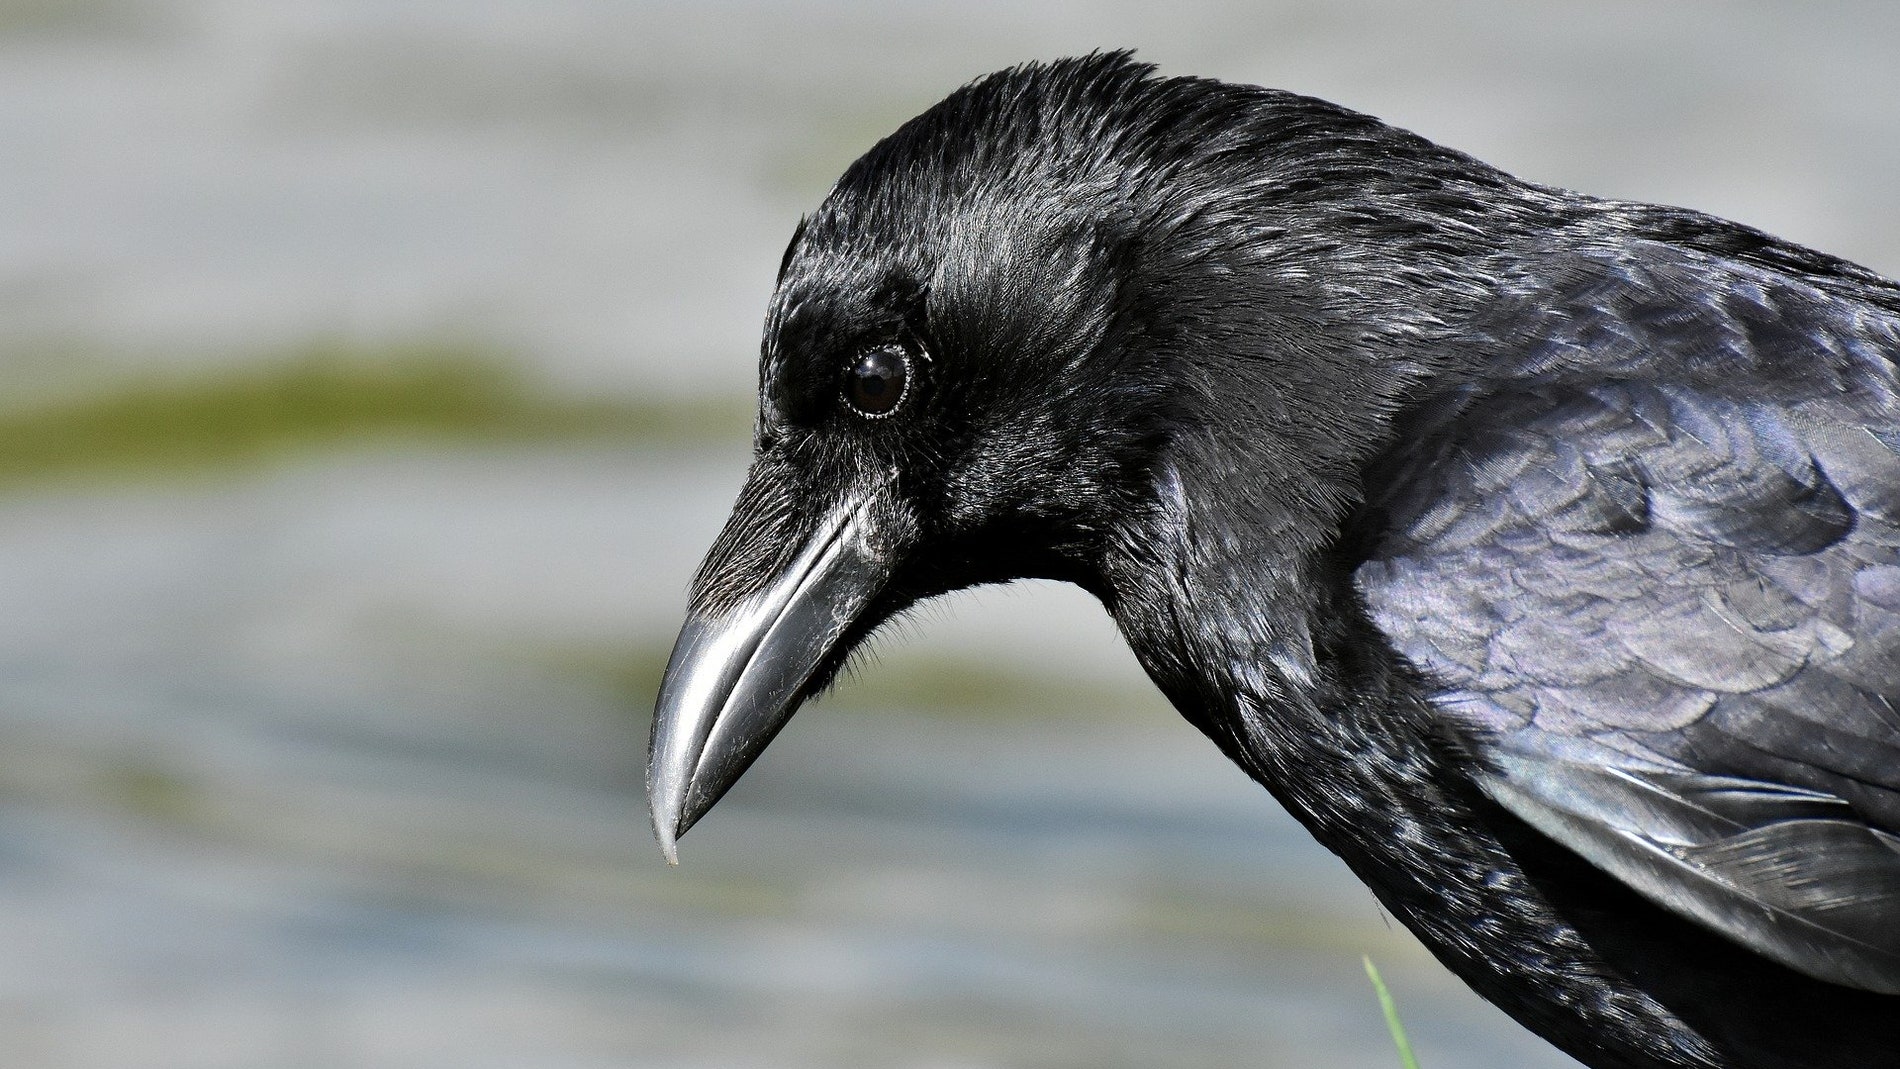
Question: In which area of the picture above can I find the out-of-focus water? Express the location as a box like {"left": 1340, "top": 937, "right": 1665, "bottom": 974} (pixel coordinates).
{"left": 4, "top": 0, "right": 1896, "bottom": 394}
{"left": 3, "top": 2, "right": 1898, "bottom": 1066}
{"left": 0, "top": 444, "right": 1578, "bottom": 1068}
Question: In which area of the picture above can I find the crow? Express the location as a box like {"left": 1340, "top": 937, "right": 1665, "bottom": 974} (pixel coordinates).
{"left": 647, "top": 53, "right": 1900, "bottom": 1068}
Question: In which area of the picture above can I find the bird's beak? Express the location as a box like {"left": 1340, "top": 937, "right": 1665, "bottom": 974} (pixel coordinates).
{"left": 648, "top": 491, "right": 888, "bottom": 863}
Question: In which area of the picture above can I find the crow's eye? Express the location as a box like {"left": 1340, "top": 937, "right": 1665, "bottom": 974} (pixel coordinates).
{"left": 844, "top": 347, "right": 910, "bottom": 417}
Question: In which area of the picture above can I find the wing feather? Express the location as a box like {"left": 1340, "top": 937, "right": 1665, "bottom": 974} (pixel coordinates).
{"left": 1482, "top": 741, "right": 1900, "bottom": 994}
{"left": 1358, "top": 241, "right": 1900, "bottom": 991}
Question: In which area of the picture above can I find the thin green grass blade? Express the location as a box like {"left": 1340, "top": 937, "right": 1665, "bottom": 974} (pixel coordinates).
{"left": 1363, "top": 955, "right": 1421, "bottom": 1069}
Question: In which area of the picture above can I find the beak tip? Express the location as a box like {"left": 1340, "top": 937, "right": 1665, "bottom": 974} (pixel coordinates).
{"left": 650, "top": 791, "right": 684, "bottom": 866}
{"left": 653, "top": 815, "right": 682, "bottom": 866}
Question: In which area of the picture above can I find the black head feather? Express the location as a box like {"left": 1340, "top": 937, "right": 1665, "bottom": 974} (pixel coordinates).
{"left": 752, "top": 54, "right": 1570, "bottom": 608}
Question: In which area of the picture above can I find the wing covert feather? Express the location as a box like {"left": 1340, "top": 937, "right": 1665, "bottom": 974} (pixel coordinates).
{"left": 1357, "top": 241, "right": 1900, "bottom": 991}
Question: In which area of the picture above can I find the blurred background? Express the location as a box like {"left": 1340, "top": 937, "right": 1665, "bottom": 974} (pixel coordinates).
{"left": 2, "top": 2, "right": 1897, "bottom": 1066}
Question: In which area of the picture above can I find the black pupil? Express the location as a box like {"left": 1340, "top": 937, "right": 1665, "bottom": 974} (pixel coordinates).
{"left": 848, "top": 350, "right": 907, "bottom": 414}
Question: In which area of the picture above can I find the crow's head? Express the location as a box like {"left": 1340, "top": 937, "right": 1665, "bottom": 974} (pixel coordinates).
{"left": 649, "top": 53, "right": 1534, "bottom": 858}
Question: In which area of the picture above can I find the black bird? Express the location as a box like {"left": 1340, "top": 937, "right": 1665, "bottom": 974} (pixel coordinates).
{"left": 648, "top": 54, "right": 1900, "bottom": 1068}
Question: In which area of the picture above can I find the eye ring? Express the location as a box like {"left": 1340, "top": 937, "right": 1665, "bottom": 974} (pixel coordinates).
{"left": 842, "top": 346, "right": 912, "bottom": 418}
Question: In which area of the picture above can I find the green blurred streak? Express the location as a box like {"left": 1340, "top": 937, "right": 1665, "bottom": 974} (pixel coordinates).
{"left": 583, "top": 641, "right": 1162, "bottom": 724}
{"left": 105, "top": 760, "right": 201, "bottom": 823}
{"left": 0, "top": 346, "right": 751, "bottom": 490}
{"left": 0, "top": 0, "right": 155, "bottom": 36}
{"left": 1364, "top": 955, "right": 1423, "bottom": 1069}
{"left": 824, "top": 651, "right": 1161, "bottom": 720}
